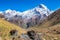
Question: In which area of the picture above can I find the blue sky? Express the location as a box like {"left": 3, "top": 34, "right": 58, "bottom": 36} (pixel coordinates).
{"left": 0, "top": 0, "right": 60, "bottom": 11}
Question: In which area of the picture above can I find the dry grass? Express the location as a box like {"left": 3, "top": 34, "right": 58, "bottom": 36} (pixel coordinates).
{"left": 0, "top": 18, "right": 26, "bottom": 40}
{"left": 28, "top": 23, "right": 60, "bottom": 40}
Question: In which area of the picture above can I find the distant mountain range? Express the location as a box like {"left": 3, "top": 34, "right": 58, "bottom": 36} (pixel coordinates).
{"left": 0, "top": 4, "right": 53, "bottom": 28}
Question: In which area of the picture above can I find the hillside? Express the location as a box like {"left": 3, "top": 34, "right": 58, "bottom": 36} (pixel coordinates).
{"left": 0, "top": 18, "right": 26, "bottom": 40}
{"left": 28, "top": 23, "right": 60, "bottom": 40}
{"left": 37, "top": 9, "right": 60, "bottom": 27}
{"left": 28, "top": 9, "right": 60, "bottom": 40}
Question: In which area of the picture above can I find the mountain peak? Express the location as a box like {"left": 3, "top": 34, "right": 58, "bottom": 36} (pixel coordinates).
{"left": 39, "top": 4, "right": 47, "bottom": 9}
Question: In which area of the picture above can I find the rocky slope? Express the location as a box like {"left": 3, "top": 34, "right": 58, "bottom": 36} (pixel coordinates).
{"left": 40, "top": 9, "right": 60, "bottom": 27}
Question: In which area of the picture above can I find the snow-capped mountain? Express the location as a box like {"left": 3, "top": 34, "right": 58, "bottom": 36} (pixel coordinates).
{"left": 0, "top": 4, "right": 53, "bottom": 28}
{"left": 3, "top": 4, "right": 51, "bottom": 20}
